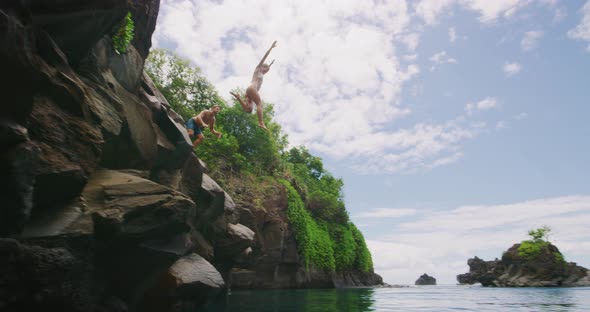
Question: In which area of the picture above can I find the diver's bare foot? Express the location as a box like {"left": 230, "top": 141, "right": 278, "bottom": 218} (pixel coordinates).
{"left": 258, "top": 123, "right": 269, "bottom": 131}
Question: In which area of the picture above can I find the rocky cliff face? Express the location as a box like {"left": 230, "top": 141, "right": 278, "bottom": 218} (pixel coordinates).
{"left": 0, "top": 1, "right": 380, "bottom": 311}
{"left": 230, "top": 186, "right": 383, "bottom": 289}
{"left": 457, "top": 243, "right": 590, "bottom": 287}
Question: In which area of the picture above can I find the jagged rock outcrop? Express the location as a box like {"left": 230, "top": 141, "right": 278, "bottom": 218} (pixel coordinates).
{"left": 457, "top": 243, "right": 590, "bottom": 287}
{"left": 0, "top": 1, "right": 244, "bottom": 310}
{"left": 229, "top": 183, "right": 383, "bottom": 289}
{"left": 1, "top": 0, "right": 381, "bottom": 310}
{"left": 415, "top": 273, "right": 436, "bottom": 285}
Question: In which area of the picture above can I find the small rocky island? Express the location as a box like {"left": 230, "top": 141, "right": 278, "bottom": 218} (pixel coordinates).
{"left": 415, "top": 273, "right": 436, "bottom": 285}
{"left": 457, "top": 227, "right": 590, "bottom": 287}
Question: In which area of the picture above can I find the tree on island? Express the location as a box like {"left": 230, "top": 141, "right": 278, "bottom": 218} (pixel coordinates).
{"left": 518, "top": 225, "right": 564, "bottom": 263}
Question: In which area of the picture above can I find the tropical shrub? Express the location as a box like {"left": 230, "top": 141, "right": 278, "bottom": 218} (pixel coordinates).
{"left": 112, "top": 12, "right": 134, "bottom": 54}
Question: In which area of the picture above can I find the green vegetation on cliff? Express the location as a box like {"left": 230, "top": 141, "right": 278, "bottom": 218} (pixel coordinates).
{"left": 145, "top": 49, "right": 373, "bottom": 272}
{"left": 518, "top": 226, "right": 565, "bottom": 264}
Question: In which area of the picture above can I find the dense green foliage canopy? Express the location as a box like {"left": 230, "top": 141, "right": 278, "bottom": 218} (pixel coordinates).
{"left": 145, "top": 49, "right": 373, "bottom": 272}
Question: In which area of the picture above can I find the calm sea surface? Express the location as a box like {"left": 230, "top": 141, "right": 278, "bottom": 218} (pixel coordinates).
{"left": 202, "top": 285, "right": 590, "bottom": 312}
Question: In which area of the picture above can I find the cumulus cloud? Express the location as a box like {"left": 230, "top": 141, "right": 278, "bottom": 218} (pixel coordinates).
{"left": 354, "top": 208, "right": 417, "bottom": 219}
{"left": 415, "top": 0, "right": 456, "bottom": 25}
{"left": 503, "top": 61, "right": 522, "bottom": 76}
{"left": 155, "top": 0, "right": 497, "bottom": 175}
{"left": 521, "top": 30, "right": 544, "bottom": 51}
{"left": 403, "top": 54, "right": 418, "bottom": 61}
{"left": 568, "top": 1, "right": 590, "bottom": 50}
{"left": 415, "top": 0, "right": 530, "bottom": 24}
{"left": 465, "top": 97, "right": 498, "bottom": 115}
{"left": 401, "top": 33, "right": 420, "bottom": 51}
{"left": 362, "top": 195, "right": 590, "bottom": 284}
{"left": 347, "top": 119, "right": 479, "bottom": 174}
{"left": 431, "top": 51, "right": 457, "bottom": 64}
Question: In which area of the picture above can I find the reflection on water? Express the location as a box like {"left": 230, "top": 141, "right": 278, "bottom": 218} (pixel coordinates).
{"left": 203, "top": 288, "right": 376, "bottom": 312}
{"left": 202, "top": 286, "right": 590, "bottom": 312}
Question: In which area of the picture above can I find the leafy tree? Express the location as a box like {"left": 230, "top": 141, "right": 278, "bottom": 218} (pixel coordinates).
{"left": 145, "top": 49, "right": 224, "bottom": 120}
{"left": 218, "top": 100, "right": 286, "bottom": 175}
{"left": 528, "top": 225, "right": 551, "bottom": 242}
{"left": 284, "top": 147, "right": 348, "bottom": 223}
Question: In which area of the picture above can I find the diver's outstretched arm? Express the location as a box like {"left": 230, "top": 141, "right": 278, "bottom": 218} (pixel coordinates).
{"left": 257, "top": 41, "right": 277, "bottom": 68}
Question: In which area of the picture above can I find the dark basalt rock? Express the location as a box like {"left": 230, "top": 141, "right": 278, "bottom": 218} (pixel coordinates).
{"left": 415, "top": 273, "right": 436, "bottom": 285}
{"left": 0, "top": 142, "right": 39, "bottom": 236}
{"left": 457, "top": 243, "right": 590, "bottom": 287}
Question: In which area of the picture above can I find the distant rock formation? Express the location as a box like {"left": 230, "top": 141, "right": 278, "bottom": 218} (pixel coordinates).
{"left": 457, "top": 243, "right": 590, "bottom": 287}
{"left": 415, "top": 273, "right": 436, "bottom": 285}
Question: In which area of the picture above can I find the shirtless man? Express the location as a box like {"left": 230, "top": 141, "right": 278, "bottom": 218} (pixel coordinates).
{"left": 185, "top": 105, "right": 222, "bottom": 148}
{"left": 230, "top": 40, "right": 277, "bottom": 131}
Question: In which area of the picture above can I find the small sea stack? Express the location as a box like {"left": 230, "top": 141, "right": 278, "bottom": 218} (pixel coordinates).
{"left": 415, "top": 273, "right": 437, "bottom": 285}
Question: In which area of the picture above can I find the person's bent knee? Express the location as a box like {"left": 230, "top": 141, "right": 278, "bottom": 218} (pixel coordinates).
{"left": 193, "top": 134, "right": 204, "bottom": 147}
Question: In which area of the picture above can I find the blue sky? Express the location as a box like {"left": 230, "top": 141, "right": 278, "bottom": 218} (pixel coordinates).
{"left": 154, "top": 0, "right": 590, "bottom": 284}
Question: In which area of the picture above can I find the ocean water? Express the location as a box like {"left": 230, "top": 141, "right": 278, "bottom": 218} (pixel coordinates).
{"left": 202, "top": 285, "right": 590, "bottom": 312}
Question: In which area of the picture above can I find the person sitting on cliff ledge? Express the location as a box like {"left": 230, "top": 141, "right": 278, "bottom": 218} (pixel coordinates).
{"left": 230, "top": 40, "right": 277, "bottom": 131}
{"left": 185, "top": 105, "right": 222, "bottom": 148}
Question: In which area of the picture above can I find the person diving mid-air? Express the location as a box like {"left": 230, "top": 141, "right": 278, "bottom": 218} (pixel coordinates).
{"left": 230, "top": 40, "right": 277, "bottom": 131}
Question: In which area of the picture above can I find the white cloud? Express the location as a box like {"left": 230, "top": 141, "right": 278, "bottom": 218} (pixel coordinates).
{"left": 401, "top": 33, "right": 420, "bottom": 51}
{"left": 465, "top": 97, "right": 498, "bottom": 115}
{"left": 155, "top": 0, "right": 498, "bottom": 175}
{"left": 521, "top": 30, "right": 544, "bottom": 51}
{"left": 364, "top": 195, "right": 590, "bottom": 284}
{"left": 465, "top": 0, "right": 530, "bottom": 23}
{"left": 416, "top": 0, "right": 531, "bottom": 25}
{"left": 503, "top": 61, "right": 522, "bottom": 76}
{"left": 429, "top": 51, "right": 457, "bottom": 70}
{"left": 430, "top": 51, "right": 446, "bottom": 62}
{"left": 568, "top": 1, "right": 590, "bottom": 46}
{"left": 449, "top": 27, "right": 457, "bottom": 43}
{"left": 355, "top": 208, "right": 417, "bottom": 219}
{"left": 403, "top": 54, "right": 418, "bottom": 61}
{"left": 415, "top": 0, "right": 456, "bottom": 25}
